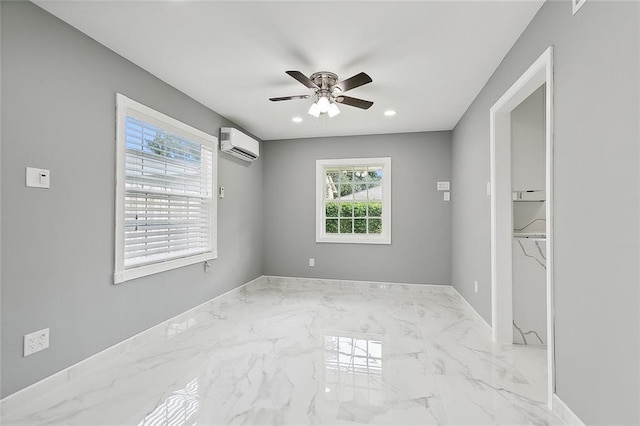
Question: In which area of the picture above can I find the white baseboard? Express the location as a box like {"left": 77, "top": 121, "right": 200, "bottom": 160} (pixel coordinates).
{"left": 552, "top": 393, "right": 585, "bottom": 426}
{"left": 0, "top": 275, "right": 264, "bottom": 414}
{"left": 450, "top": 286, "right": 492, "bottom": 333}
{"left": 263, "top": 275, "right": 452, "bottom": 291}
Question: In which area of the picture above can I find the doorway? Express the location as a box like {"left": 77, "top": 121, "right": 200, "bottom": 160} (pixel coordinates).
{"left": 489, "top": 47, "right": 554, "bottom": 407}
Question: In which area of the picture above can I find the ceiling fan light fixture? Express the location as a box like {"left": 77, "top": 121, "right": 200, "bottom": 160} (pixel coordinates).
{"left": 327, "top": 102, "right": 340, "bottom": 118}
{"left": 317, "top": 95, "right": 330, "bottom": 113}
{"left": 272, "top": 70, "right": 373, "bottom": 118}
{"left": 308, "top": 102, "right": 320, "bottom": 118}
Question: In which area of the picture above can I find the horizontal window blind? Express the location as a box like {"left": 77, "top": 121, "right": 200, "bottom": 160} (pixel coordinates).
{"left": 124, "top": 116, "right": 214, "bottom": 268}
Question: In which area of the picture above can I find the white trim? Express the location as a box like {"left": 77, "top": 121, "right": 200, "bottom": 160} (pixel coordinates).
{"left": 489, "top": 46, "right": 555, "bottom": 408}
{"left": 572, "top": 0, "right": 587, "bottom": 15}
{"left": 263, "top": 275, "right": 452, "bottom": 291}
{"left": 0, "top": 275, "right": 264, "bottom": 414}
{"left": 315, "top": 157, "right": 391, "bottom": 245}
{"left": 451, "top": 287, "right": 492, "bottom": 333}
{"left": 114, "top": 252, "right": 217, "bottom": 284}
{"left": 114, "top": 93, "right": 218, "bottom": 284}
{"left": 553, "top": 394, "right": 586, "bottom": 426}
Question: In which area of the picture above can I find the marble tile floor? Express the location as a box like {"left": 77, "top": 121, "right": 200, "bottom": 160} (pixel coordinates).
{"left": 1, "top": 277, "right": 562, "bottom": 425}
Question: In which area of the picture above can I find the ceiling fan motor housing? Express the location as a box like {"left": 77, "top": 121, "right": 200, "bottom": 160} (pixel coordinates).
{"left": 310, "top": 72, "right": 339, "bottom": 100}
{"left": 310, "top": 71, "right": 338, "bottom": 89}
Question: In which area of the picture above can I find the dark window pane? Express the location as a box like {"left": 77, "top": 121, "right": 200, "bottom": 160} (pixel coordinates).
{"left": 368, "top": 202, "right": 382, "bottom": 217}
{"left": 340, "top": 203, "right": 353, "bottom": 217}
{"left": 368, "top": 167, "right": 383, "bottom": 181}
{"left": 340, "top": 219, "right": 353, "bottom": 234}
{"left": 339, "top": 183, "right": 354, "bottom": 198}
{"left": 326, "top": 202, "right": 339, "bottom": 218}
{"left": 354, "top": 219, "right": 367, "bottom": 233}
{"left": 326, "top": 219, "right": 339, "bottom": 234}
{"left": 353, "top": 202, "right": 367, "bottom": 217}
{"left": 344, "top": 170, "right": 354, "bottom": 182}
{"left": 368, "top": 218, "right": 382, "bottom": 234}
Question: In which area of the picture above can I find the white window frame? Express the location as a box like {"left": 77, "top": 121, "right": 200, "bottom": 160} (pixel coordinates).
{"left": 114, "top": 94, "right": 218, "bottom": 284}
{"left": 316, "top": 157, "right": 391, "bottom": 245}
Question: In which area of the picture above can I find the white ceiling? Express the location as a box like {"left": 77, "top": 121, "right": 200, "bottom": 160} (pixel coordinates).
{"left": 33, "top": 0, "right": 544, "bottom": 141}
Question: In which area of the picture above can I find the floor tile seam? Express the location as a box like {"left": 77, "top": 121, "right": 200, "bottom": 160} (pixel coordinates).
{"left": 423, "top": 335, "right": 543, "bottom": 388}
{"left": 430, "top": 373, "right": 554, "bottom": 422}
{"left": 431, "top": 370, "right": 545, "bottom": 393}
{"left": 408, "top": 298, "right": 455, "bottom": 425}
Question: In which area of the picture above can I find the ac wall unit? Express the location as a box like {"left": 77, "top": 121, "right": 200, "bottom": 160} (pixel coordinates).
{"left": 220, "top": 127, "right": 259, "bottom": 162}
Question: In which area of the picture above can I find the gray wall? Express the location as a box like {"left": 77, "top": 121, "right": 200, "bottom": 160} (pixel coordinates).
{"left": 0, "top": 2, "right": 264, "bottom": 397}
{"left": 451, "top": 1, "right": 639, "bottom": 424}
{"left": 263, "top": 132, "right": 451, "bottom": 285}
{"left": 511, "top": 85, "right": 545, "bottom": 192}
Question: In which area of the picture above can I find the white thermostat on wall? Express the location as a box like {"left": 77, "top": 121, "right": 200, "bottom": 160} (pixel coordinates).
{"left": 26, "top": 167, "right": 50, "bottom": 189}
{"left": 437, "top": 181, "right": 450, "bottom": 191}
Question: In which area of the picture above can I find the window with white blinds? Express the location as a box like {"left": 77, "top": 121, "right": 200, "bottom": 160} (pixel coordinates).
{"left": 114, "top": 94, "right": 218, "bottom": 284}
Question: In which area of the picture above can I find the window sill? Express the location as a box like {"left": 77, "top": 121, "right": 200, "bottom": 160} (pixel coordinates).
{"left": 114, "top": 251, "right": 217, "bottom": 284}
{"left": 316, "top": 235, "right": 391, "bottom": 245}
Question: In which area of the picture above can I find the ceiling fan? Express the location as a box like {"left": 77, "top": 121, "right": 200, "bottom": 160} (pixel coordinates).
{"left": 269, "top": 70, "right": 374, "bottom": 118}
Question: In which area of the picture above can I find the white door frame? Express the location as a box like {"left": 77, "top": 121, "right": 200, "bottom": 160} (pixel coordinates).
{"left": 490, "top": 46, "right": 554, "bottom": 407}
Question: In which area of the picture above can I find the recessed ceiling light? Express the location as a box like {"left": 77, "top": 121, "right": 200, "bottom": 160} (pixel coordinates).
{"left": 292, "top": 117, "right": 303, "bottom": 123}
{"left": 384, "top": 110, "right": 397, "bottom": 117}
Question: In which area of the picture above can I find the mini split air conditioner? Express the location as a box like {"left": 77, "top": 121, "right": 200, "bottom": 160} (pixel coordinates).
{"left": 220, "top": 127, "right": 259, "bottom": 162}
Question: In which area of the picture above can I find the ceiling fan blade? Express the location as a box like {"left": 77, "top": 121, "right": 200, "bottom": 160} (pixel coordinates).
{"left": 285, "top": 70, "right": 318, "bottom": 89}
{"left": 333, "top": 72, "right": 372, "bottom": 93}
{"left": 269, "top": 95, "right": 311, "bottom": 102}
{"left": 335, "top": 95, "right": 374, "bottom": 110}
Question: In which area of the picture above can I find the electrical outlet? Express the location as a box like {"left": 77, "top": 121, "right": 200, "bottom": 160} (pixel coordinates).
{"left": 24, "top": 328, "right": 49, "bottom": 357}
{"left": 309, "top": 258, "right": 315, "bottom": 267}
{"left": 474, "top": 280, "right": 479, "bottom": 293}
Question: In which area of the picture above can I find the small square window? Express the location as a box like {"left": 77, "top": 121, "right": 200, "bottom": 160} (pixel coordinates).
{"left": 316, "top": 158, "right": 391, "bottom": 244}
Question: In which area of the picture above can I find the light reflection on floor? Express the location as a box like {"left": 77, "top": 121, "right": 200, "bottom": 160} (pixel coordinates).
{"left": 324, "top": 335, "right": 383, "bottom": 407}
{"left": 138, "top": 378, "right": 199, "bottom": 426}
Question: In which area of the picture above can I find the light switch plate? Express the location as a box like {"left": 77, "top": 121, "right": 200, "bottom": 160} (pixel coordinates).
{"left": 26, "top": 167, "right": 50, "bottom": 189}
{"left": 437, "top": 181, "right": 450, "bottom": 191}
{"left": 444, "top": 192, "right": 450, "bottom": 201}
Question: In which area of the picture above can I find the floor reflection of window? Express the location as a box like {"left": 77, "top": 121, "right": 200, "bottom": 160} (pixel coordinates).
{"left": 138, "top": 377, "right": 199, "bottom": 426}
{"left": 167, "top": 318, "right": 198, "bottom": 338}
{"left": 324, "top": 335, "right": 383, "bottom": 406}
